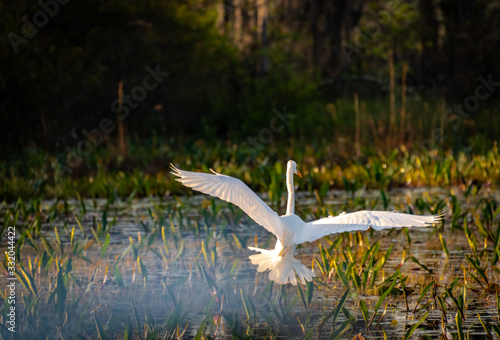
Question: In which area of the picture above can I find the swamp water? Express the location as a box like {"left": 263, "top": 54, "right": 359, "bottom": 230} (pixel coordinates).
{"left": 1, "top": 188, "right": 499, "bottom": 339}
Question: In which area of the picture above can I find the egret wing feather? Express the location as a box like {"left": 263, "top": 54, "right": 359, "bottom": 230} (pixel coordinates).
{"left": 171, "top": 165, "right": 283, "bottom": 237}
{"left": 294, "top": 210, "right": 441, "bottom": 244}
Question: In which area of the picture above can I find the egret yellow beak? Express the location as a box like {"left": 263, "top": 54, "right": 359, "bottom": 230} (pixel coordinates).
{"left": 296, "top": 170, "right": 302, "bottom": 178}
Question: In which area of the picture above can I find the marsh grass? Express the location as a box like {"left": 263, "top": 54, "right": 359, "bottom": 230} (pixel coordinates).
{"left": 0, "top": 183, "right": 499, "bottom": 339}
{"left": 2, "top": 139, "right": 500, "bottom": 203}
{"left": 1, "top": 142, "right": 500, "bottom": 338}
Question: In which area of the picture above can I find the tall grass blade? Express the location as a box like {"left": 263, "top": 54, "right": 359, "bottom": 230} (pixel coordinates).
{"left": 332, "top": 288, "right": 350, "bottom": 326}
{"left": 100, "top": 233, "right": 110, "bottom": 259}
{"left": 437, "top": 296, "right": 447, "bottom": 320}
{"left": 413, "top": 281, "right": 435, "bottom": 312}
{"left": 456, "top": 313, "right": 464, "bottom": 340}
{"left": 359, "top": 300, "right": 369, "bottom": 327}
{"left": 297, "top": 284, "right": 308, "bottom": 312}
{"left": 74, "top": 212, "right": 85, "bottom": 235}
{"left": 329, "top": 319, "right": 351, "bottom": 340}
{"left": 114, "top": 264, "right": 124, "bottom": 288}
{"left": 306, "top": 280, "right": 314, "bottom": 308}
{"left": 316, "top": 289, "right": 350, "bottom": 336}
{"left": 439, "top": 233, "right": 449, "bottom": 259}
{"left": 411, "top": 256, "right": 432, "bottom": 274}
{"left": 492, "top": 324, "right": 500, "bottom": 338}
{"left": 240, "top": 290, "right": 256, "bottom": 321}
{"left": 402, "top": 311, "right": 429, "bottom": 340}
{"left": 56, "top": 264, "right": 67, "bottom": 317}
{"left": 368, "top": 273, "right": 398, "bottom": 327}
{"left": 95, "top": 315, "right": 108, "bottom": 340}
{"left": 398, "top": 271, "right": 408, "bottom": 311}
{"left": 161, "top": 226, "right": 169, "bottom": 255}
{"left": 477, "top": 314, "right": 493, "bottom": 340}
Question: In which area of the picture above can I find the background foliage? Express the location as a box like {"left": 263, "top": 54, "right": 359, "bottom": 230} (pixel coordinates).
{"left": 1, "top": 0, "right": 500, "bottom": 176}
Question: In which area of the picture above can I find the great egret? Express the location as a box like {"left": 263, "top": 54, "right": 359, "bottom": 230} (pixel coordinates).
{"left": 171, "top": 160, "right": 441, "bottom": 285}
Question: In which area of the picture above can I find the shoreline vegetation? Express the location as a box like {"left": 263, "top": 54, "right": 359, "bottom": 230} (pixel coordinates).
{"left": 2, "top": 138, "right": 499, "bottom": 201}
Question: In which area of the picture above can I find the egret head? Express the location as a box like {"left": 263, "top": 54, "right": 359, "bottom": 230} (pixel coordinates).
{"left": 287, "top": 160, "right": 302, "bottom": 178}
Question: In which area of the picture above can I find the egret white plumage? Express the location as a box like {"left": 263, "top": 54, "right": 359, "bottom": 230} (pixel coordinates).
{"left": 171, "top": 160, "right": 441, "bottom": 285}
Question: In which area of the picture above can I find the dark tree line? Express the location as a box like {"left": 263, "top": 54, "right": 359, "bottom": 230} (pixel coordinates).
{"left": 1, "top": 0, "right": 499, "bottom": 156}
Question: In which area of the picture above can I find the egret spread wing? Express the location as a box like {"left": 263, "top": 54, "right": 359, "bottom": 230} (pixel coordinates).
{"left": 294, "top": 210, "right": 441, "bottom": 244}
{"left": 171, "top": 165, "right": 283, "bottom": 236}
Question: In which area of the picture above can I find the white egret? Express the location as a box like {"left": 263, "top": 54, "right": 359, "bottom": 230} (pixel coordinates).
{"left": 171, "top": 160, "right": 441, "bottom": 285}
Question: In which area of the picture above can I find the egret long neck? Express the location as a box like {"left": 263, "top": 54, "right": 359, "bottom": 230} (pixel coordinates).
{"left": 286, "top": 168, "right": 295, "bottom": 215}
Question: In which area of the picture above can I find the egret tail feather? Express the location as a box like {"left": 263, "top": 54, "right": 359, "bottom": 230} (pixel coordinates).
{"left": 248, "top": 247, "right": 315, "bottom": 285}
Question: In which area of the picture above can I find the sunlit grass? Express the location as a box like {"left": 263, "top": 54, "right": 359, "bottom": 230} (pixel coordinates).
{"left": 2, "top": 140, "right": 500, "bottom": 201}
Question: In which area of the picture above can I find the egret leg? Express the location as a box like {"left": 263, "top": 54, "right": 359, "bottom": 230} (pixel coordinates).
{"left": 279, "top": 285, "right": 286, "bottom": 318}
{"left": 268, "top": 281, "right": 274, "bottom": 301}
